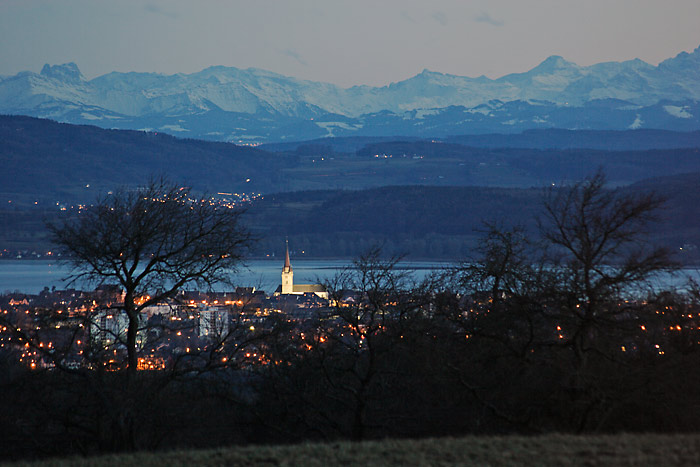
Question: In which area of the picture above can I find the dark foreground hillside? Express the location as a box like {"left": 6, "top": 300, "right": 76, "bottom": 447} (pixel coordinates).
{"left": 14, "top": 434, "right": 700, "bottom": 466}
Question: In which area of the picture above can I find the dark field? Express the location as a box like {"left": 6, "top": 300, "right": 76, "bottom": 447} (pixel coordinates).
{"left": 13, "top": 434, "right": 700, "bottom": 467}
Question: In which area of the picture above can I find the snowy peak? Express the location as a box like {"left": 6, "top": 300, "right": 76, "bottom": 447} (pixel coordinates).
{"left": 40, "top": 62, "right": 85, "bottom": 84}
{"left": 413, "top": 69, "right": 447, "bottom": 79}
{"left": 658, "top": 45, "right": 700, "bottom": 73}
{"left": 6, "top": 44, "right": 699, "bottom": 117}
{"left": 1, "top": 45, "right": 699, "bottom": 142}
{"left": 531, "top": 55, "right": 579, "bottom": 73}
{"left": 408, "top": 68, "right": 484, "bottom": 85}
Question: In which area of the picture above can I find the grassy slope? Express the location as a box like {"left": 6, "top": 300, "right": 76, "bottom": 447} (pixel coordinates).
{"left": 13, "top": 434, "right": 700, "bottom": 466}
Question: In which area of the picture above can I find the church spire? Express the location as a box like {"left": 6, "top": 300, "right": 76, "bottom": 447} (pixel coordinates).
{"left": 283, "top": 238, "right": 292, "bottom": 272}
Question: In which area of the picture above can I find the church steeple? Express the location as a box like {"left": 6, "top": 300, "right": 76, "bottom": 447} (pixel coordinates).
{"left": 281, "top": 239, "right": 294, "bottom": 294}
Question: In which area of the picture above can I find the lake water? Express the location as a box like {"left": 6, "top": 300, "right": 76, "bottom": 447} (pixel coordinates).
{"left": 2, "top": 259, "right": 698, "bottom": 295}
{"left": 0, "top": 259, "right": 452, "bottom": 294}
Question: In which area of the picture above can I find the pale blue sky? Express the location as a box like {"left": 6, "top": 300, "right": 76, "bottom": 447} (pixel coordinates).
{"left": 1, "top": 0, "right": 699, "bottom": 87}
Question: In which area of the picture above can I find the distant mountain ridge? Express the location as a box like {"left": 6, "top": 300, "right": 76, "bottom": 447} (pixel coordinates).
{"left": 1, "top": 46, "right": 699, "bottom": 142}
{"left": 4, "top": 115, "right": 700, "bottom": 207}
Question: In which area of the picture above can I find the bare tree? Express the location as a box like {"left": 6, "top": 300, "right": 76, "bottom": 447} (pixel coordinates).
{"left": 47, "top": 178, "right": 252, "bottom": 381}
{"left": 454, "top": 224, "right": 550, "bottom": 358}
{"left": 538, "top": 170, "right": 678, "bottom": 431}
{"left": 456, "top": 223, "right": 541, "bottom": 308}
{"left": 430, "top": 173, "right": 679, "bottom": 433}
{"left": 268, "top": 247, "right": 424, "bottom": 441}
{"left": 542, "top": 170, "right": 675, "bottom": 368}
{"left": 324, "top": 248, "right": 415, "bottom": 440}
{"left": 433, "top": 224, "right": 551, "bottom": 431}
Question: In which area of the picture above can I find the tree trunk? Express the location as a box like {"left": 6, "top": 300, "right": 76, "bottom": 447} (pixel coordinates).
{"left": 124, "top": 288, "right": 138, "bottom": 384}
{"left": 126, "top": 314, "right": 138, "bottom": 382}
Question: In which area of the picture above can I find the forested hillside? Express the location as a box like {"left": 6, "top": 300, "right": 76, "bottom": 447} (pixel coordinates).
{"left": 2, "top": 116, "right": 699, "bottom": 260}
{"left": 5, "top": 178, "right": 699, "bottom": 262}
{"left": 3, "top": 116, "right": 700, "bottom": 207}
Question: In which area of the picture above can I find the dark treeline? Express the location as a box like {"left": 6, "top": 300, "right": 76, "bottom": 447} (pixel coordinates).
{"left": 2, "top": 172, "right": 700, "bottom": 460}
{"left": 249, "top": 173, "right": 700, "bottom": 262}
{"left": 262, "top": 129, "right": 700, "bottom": 153}
{"left": 4, "top": 172, "right": 700, "bottom": 262}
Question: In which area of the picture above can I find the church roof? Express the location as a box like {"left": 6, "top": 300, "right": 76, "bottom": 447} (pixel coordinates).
{"left": 274, "top": 283, "right": 328, "bottom": 294}
{"left": 293, "top": 284, "right": 327, "bottom": 293}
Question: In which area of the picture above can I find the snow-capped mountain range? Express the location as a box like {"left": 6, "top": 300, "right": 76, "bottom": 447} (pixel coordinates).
{"left": 1, "top": 46, "right": 699, "bottom": 143}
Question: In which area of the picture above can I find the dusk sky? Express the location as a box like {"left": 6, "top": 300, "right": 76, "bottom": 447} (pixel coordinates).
{"left": 1, "top": 0, "right": 699, "bottom": 87}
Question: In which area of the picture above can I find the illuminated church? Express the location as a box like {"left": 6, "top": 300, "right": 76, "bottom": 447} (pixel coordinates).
{"left": 274, "top": 241, "right": 329, "bottom": 299}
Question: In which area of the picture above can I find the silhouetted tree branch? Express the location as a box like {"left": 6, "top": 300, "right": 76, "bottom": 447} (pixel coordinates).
{"left": 47, "top": 178, "right": 252, "bottom": 381}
